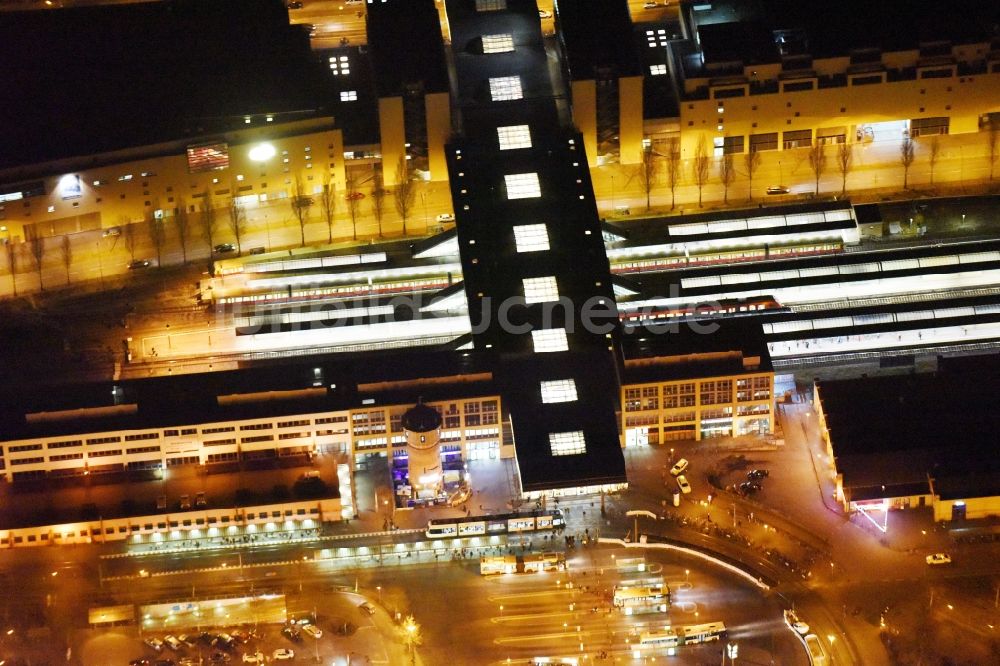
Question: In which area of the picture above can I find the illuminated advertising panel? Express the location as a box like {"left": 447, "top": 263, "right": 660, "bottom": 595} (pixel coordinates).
{"left": 186, "top": 143, "right": 230, "bottom": 173}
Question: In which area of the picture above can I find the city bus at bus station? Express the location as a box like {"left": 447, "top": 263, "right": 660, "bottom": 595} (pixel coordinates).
{"left": 480, "top": 552, "right": 566, "bottom": 575}
{"left": 612, "top": 584, "right": 669, "bottom": 614}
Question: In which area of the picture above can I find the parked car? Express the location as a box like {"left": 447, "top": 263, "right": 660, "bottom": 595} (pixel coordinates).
{"left": 766, "top": 185, "right": 790, "bottom": 195}
{"left": 287, "top": 1, "right": 303, "bottom": 8}
{"left": 208, "top": 653, "right": 230, "bottom": 664}
{"left": 164, "top": 635, "right": 182, "bottom": 651}
{"left": 241, "top": 653, "right": 264, "bottom": 664}
{"left": 538, "top": 9, "right": 552, "bottom": 18}
{"left": 213, "top": 633, "right": 236, "bottom": 650}
{"left": 195, "top": 492, "right": 207, "bottom": 507}
{"left": 179, "top": 494, "right": 191, "bottom": 509}
{"left": 747, "top": 469, "right": 769, "bottom": 480}
{"left": 739, "top": 481, "right": 761, "bottom": 495}
{"left": 669, "top": 458, "right": 689, "bottom": 476}
{"left": 128, "top": 259, "right": 152, "bottom": 270}
{"left": 179, "top": 660, "right": 198, "bottom": 666}
{"left": 198, "top": 632, "right": 216, "bottom": 645}
{"left": 435, "top": 213, "right": 455, "bottom": 223}
{"left": 643, "top": 1, "right": 661, "bottom": 8}
{"left": 358, "top": 602, "right": 376, "bottom": 616}
{"left": 302, "top": 623, "right": 323, "bottom": 639}
{"left": 144, "top": 638, "right": 164, "bottom": 652}
{"left": 154, "top": 660, "right": 176, "bottom": 666}
{"left": 345, "top": 191, "right": 365, "bottom": 201}
{"left": 213, "top": 243, "right": 236, "bottom": 254}
{"left": 281, "top": 626, "right": 302, "bottom": 642}
{"left": 178, "top": 634, "right": 196, "bottom": 648}
{"left": 926, "top": 553, "right": 952, "bottom": 565}
{"left": 130, "top": 660, "right": 151, "bottom": 666}
{"left": 676, "top": 475, "right": 692, "bottom": 494}
{"left": 103, "top": 226, "right": 121, "bottom": 238}
{"left": 784, "top": 609, "right": 809, "bottom": 635}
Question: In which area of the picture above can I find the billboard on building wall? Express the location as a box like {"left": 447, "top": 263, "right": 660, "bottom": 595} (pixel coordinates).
{"left": 186, "top": 142, "right": 230, "bottom": 173}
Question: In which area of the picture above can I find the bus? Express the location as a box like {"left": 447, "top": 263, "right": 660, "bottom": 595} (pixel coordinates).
{"left": 639, "top": 622, "right": 726, "bottom": 648}
{"left": 426, "top": 510, "right": 565, "bottom": 539}
{"left": 804, "top": 634, "right": 827, "bottom": 666}
{"left": 480, "top": 552, "right": 566, "bottom": 575}
{"left": 612, "top": 584, "right": 668, "bottom": 614}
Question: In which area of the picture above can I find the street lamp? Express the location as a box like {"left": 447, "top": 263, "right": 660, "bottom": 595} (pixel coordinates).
{"left": 377, "top": 585, "right": 382, "bottom": 604}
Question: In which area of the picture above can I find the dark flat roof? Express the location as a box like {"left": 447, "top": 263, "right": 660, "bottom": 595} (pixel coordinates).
{"left": 556, "top": 0, "right": 642, "bottom": 79}
{"left": 367, "top": 0, "right": 449, "bottom": 97}
{"left": 691, "top": 0, "right": 1000, "bottom": 66}
{"left": 0, "top": 0, "right": 334, "bottom": 169}
{"left": 818, "top": 355, "right": 1000, "bottom": 494}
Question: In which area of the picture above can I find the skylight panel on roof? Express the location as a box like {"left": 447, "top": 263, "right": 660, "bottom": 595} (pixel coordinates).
{"left": 540, "top": 379, "right": 578, "bottom": 404}
{"left": 513, "top": 224, "right": 550, "bottom": 252}
{"left": 531, "top": 328, "right": 568, "bottom": 353}
{"left": 489, "top": 76, "right": 523, "bottom": 101}
{"left": 523, "top": 276, "right": 559, "bottom": 303}
{"left": 505, "top": 172, "right": 541, "bottom": 199}
{"left": 497, "top": 125, "right": 532, "bottom": 150}
{"left": 475, "top": 0, "right": 507, "bottom": 11}
{"left": 482, "top": 34, "right": 515, "bottom": 53}
{"left": 549, "top": 430, "right": 586, "bottom": 456}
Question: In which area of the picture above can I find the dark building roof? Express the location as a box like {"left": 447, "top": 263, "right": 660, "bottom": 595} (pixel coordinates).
{"left": 555, "top": 0, "right": 642, "bottom": 80}
{"left": 697, "top": 21, "right": 777, "bottom": 65}
{"left": 0, "top": 0, "right": 335, "bottom": 170}
{"left": 443, "top": 0, "right": 627, "bottom": 491}
{"left": 315, "top": 47, "right": 381, "bottom": 145}
{"left": 818, "top": 355, "right": 1000, "bottom": 496}
{"left": 366, "top": 0, "right": 450, "bottom": 97}
{"left": 622, "top": 318, "right": 772, "bottom": 385}
{"left": 689, "top": 0, "right": 1000, "bottom": 68}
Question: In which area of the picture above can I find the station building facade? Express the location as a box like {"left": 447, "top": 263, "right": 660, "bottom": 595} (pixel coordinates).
{"left": 0, "top": 118, "right": 347, "bottom": 244}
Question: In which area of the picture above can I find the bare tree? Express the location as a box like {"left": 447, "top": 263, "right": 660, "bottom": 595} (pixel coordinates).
{"left": 393, "top": 156, "right": 417, "bottom": 235}
{"left": 744, "top": 148, "right": 762, "bottom": 201}
{"left": 290, "top": 177, "right": 313, "bottom": 247}
{"left": 346, "top": 171, "right": 361, "bottom": 240}
{"left": 318, "top": 173, "right": 337, "bottom": 244}
{"left": 900, "top": 136, "right": 916, "bottom": 189}
{"left": 227, "top": 195, "right": 248, "bottom": 256}
{"left": 121, "top": 217, "right": 139, "bottom": 262}
{"left": 807, "top": 143, "right": 827, "bottom": 195}
{"left": 988, "top": 121, "right": 1000, "bottom": 185}
{"left": 147, "top": 212, "right": 166, "bottom": 267}
{"left": 59, "top": 235, "right": 72, "bottom": 285}
{"left": 836, "top": 142, "right": 854, "bottom": 196}
{"left": 927, "top": 135, "right": 941, "bottom": 186}
{"left": 371, "top": 168, "right": 387, "bottom": 238}
{"left": 29, "top": 234, "right": 45, "bottom": 291}
{"left": 199, "top": 192, "right": 218, "bottom": 253}
{"left": 718, "top": 152, "right": 736, "bottom": 204}
{"left": 3, "top": 241, "right": 16, "bottom": 297}
{"left": 692, "top": 136, "right": 711, "bottom": 207}
{"left": 172, "top": 200, "right": 191, "bottom": 264}
{"left": 636, "top": 144, "right": 659, "bottom": 211}
{"left": 666, "top": 144, "right": 682, "bottom": 210}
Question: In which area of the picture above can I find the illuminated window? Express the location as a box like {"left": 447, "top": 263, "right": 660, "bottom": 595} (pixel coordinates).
{"left": 475, "top": 0, "right": 507, "bottom": 11}
{"left": 328, "top": 55, "right": 351, "bottom": 75}
{"left": 531, "top": 328, "right": 568, "bottom": 353}
{"left": 340, "top": 90, "right": 358, "bottom": 102}
{"left": 489, "top": 76, "right": 523, "bottom": 101}
{"left": 646, "top": 28, "right": 668, "bottom": 47}
{"left": 497, "top": 125, "right": 532, "bottom": 150}
{"left": 523, "top": 276, "right": 559, "bottom": 303}
{"left": 540, "top": 379, "right": 578, "bottom": 404}
{"left": 549, "top": 431, "right": 587, "bottom": 456}
{"left": 513, "top": 224, "right": 549, "bottom": 252}
{"left": 504, "top": 172, "right": 541, "bottom": 199}
{"left": 482, "top": 34, "right": 514, "bottom": 53}
{"left": 117, "top": 174, "right": 133, "bottom": 181}
{"left": 649, "top": 64, "right": 667, "bottom": 75}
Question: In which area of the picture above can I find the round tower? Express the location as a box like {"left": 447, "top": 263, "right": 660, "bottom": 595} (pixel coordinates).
{"left": 402, "top": 401, "right": 443, "bottom": 497}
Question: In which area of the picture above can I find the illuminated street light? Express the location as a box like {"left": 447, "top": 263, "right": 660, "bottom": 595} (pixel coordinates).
{"left": 248, "top": 143, "right": 276, "bottom": 162}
